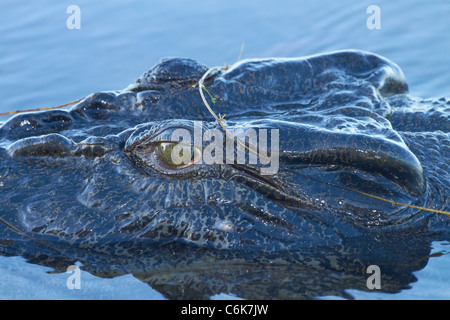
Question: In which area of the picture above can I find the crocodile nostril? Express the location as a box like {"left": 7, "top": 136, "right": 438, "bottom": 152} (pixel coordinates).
{"left": 10, "top": 118, "right": 42, "bottom": 130}
{"left": 0, "top": 110, "right": 73, "bottom": 140}
{"left": 69, "top": 92, "right": 121, "bottom": 120}
{"left": 7, "top": 133, "right": 74, "bottom": 158}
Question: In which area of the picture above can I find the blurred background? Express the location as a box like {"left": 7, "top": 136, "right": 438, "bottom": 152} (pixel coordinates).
{"left": 0, "top": 0, "right": 449, "bottom": 116}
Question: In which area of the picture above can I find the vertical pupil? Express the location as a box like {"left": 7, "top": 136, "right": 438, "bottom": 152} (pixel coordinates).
{"left": 159, "top": 143, "right": 196, "bottom": 165}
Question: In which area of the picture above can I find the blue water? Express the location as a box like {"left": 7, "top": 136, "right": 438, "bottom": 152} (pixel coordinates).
{"left": 0, "top": 0, "right": 449, "bottom": 299}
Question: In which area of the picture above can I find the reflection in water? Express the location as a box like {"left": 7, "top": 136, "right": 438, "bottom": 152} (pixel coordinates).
{"left": 0, "top": 227, "right": 436, "bottom": 299}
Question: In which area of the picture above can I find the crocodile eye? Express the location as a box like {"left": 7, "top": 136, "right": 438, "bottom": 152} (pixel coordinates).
{"left": 156, "top": 142, "right": 202, "bottom": 168}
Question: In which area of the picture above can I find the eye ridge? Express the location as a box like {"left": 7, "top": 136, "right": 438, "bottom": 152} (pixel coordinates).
{"left": 156, "top": 142, "right": 202, "bottom": 169}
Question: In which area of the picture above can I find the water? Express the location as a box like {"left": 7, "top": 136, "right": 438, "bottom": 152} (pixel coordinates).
{"left": 0, "top": 0, "right": 449, "bottom": 299}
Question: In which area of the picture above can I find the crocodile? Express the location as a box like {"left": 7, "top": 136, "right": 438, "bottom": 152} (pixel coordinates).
{"left": 0, "top": 50, "right": 448, "bottom": 299}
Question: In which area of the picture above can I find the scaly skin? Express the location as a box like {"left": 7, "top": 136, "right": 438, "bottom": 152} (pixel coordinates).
{"left": 0, "top": 50, "right": 448, "bottom": 299}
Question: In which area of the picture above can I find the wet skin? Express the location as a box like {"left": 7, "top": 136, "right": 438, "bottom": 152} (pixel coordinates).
{"left": 0, "top": 50, "right": 448, "bottom": 299}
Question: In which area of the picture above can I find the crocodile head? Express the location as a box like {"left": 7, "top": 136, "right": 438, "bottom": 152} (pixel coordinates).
{"left": 1, "top": 51, "right": 447, "bottom": 256}
{"left": 1, "top": 50, "right": 449, "bottom": 299}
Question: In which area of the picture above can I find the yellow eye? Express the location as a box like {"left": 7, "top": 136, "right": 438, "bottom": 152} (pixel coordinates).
{"left": 156, "top": 142, "right": 202, "bottom": 168}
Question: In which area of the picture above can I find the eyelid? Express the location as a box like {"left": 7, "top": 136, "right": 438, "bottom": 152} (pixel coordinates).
{"left": 124, "top": 123, "right": 216, "bottom": 175}
{"left": 128, "top": 141, "right": 203, "bottom": 176}
{"left": 156, "top": 142, "right": 203, "bottom": 169}
{"left": 137, "top": 140, "right": 204, "bottom": 152}
{"left": 124, "top": 123, "right": 196, "bottom": 152}
{"left": 144, "top": 131, "right": 205, "bottom": 150}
